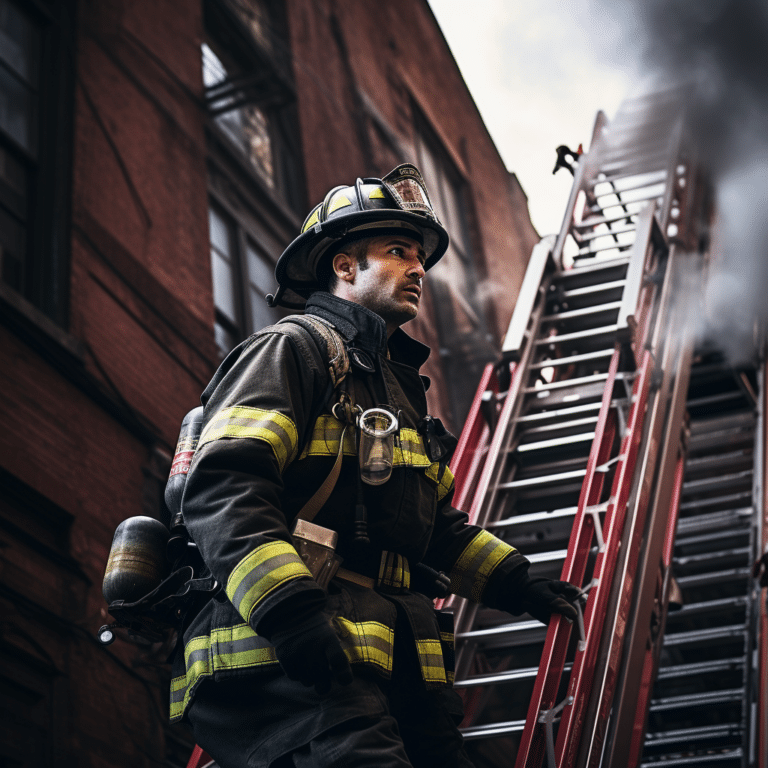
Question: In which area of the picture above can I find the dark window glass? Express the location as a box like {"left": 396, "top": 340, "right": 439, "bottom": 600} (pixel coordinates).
{"left": 0, "top": 0, "right": 72, "bottom": 324}
{"left": 209, "top": 201, "right": 278, "bottom": 357}
{"left": 201, "top": 0, "right": 304, "bottom": 212}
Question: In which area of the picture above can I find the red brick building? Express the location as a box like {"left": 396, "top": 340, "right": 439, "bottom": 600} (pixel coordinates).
{"left": 0, "top": 1, "right": 538, "bottom": 764}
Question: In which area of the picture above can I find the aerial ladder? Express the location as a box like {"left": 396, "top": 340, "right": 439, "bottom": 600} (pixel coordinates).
{"left": 447, "top": 89, "right": 768, "bottom": 768}
{"left": 185, "top": 91, "right": 767, "bottom": 768}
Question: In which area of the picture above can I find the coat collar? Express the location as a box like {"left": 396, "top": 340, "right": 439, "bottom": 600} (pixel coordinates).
{"left": 305, "top": 292, "right": 431, "bottom": 371}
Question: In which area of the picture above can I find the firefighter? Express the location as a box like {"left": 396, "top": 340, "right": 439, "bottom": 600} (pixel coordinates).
{"left": 173, "top": 164, "right": 580, "bottom": 767}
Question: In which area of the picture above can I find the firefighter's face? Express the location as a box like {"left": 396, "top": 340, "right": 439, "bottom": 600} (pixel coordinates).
{"left": 332, "top": 235, "right": 427, "bottom": 335}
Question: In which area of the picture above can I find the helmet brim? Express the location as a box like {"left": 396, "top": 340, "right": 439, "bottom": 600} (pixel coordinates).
{"left": 275, "top": 209, "right": 449, "bottom": 300}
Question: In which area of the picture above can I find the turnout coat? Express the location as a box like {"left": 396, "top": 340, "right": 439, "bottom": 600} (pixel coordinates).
{"left": 170, "top": 292, "right": 531, "bottom": 722}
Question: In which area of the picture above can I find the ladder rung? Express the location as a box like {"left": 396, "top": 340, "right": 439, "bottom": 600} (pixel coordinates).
{"left": 644, "top": 723, "right": 743, "bottom": 748}
{"left": 516, "top": 402, "right": 602, "bottom": 424}
{"left": 665, "top": 596, "right": 748, "bottom": 620}
{"left": 460, "top": 720, "right": 526, "bottom": 740}
{"left": 490, "top": 506, "right": 578, "bottom": 531}
{"left": 530, "top": 349, "right": 614, "bottom": 371}
{"left": 594, "top": 180, "right": 666, "bottom": 204}
{"left": 574, "top": 212, "right": 638, "bottom": 230}
{"left": 662, "top": 624, "right": 747, "bottom": 648}
{"left": 675, "top": 507, "right": 753, "bottom": 535}
{"left": 576, "top": 243, "right": 634, "bottom": 260}
{"left": 519, "top": 417, "right": 599, "bottom": 439}
{"left": 674, "top": 528, "right": 750, "bottom": 552}
{"left": 682, "top": 470, "right": 753, "bottom": 495}
{"left": 525, "top": 373, "right": 609, "bottom": 395}
{"left": 540, "top": 301, "right": 622, "bottom": 324}
{"left": 678, "top": 492, "right": 753, "bottom": 514}
{"left": 497, "top": 469, "right": 587, "bottom": 490}
{"left": 516, "top": 432, "right": 595, "bottom": 455}
{"left": 574, "top": 224, "right": 639, "bottom": 246}
{"left": 556, "top": 279, "right": 627, "bottom": 300}
{"left": 589, "top": 167, "right": 667, "bottom": 190}
{"left": 534, "top": 324, "right": 620, "bottom": 347}
{"left": 655, "top": 657, "right": 745, "bottom": 681}
{"left": 456, "top": 619, "right": 543, "bottom": 641}
{"left": 526, "top": 548, "right": 568, "bottom": 565}
{"left": 640, "top": 749, "right": 743, "bottom": 767}
{"left": 688, "top": 411, "right": 755, "bottom": 436}
{"left": 649, "top": 688, "right": 744, "bottom": 712}
{"left": 673, "top": 546, "right": 751, "bottom": 570}
{"left": 683, "top": 449, "right": 754, "bottom": 474}
{"left": 675, "top": 568, "right": 751, "bottom": 590}
{"left": 686, "top": 391, "right": 748, "bottom": 409}
{"left": 553, "top": 254, "right": 630, "bottom": 279}
{"left": 454, "top": 664, "right": 542, "bottom": 688}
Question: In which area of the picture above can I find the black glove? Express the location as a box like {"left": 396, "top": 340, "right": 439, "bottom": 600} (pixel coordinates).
{"left": 266, "top": 610, "right": 353, "bottom": 695}
{"left": 518, "top": 577, "right": 581, "bottom": 625}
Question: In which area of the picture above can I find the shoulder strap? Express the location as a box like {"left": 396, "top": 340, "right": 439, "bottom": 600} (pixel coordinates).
{"left": 277, "top": 315, "right": 350, "bottom": 389}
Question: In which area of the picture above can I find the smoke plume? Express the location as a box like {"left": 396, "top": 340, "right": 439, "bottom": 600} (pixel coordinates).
{"left": 590, "top": 0, "right": 768, "bottom": 362}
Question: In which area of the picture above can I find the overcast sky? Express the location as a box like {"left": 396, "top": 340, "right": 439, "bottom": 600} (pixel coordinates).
{"left": 428, "top": 0, "right": 636, "bottom": 236}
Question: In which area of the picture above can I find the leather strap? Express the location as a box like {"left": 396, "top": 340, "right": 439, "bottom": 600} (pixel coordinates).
{"left": 335, "top": 567, "right": 375, "bottom": 589}
{"left": 296, "top": 424, "right": 349, "bottom": 523}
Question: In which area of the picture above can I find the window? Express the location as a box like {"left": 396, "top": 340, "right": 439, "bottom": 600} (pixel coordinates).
{"left": 204, "top": 0, "right": 303, "bottom": 358}
{"left": 414, "top": 119, "right": 496, "bottom": 425}
{"left": 202, "top": 0, "right": 304, "bottom": 213}
{"left": 209, "top": 200, "right": 281, "bottom": 357}
{"left": 0, "top": 0, "right": 72, "bottom": 324}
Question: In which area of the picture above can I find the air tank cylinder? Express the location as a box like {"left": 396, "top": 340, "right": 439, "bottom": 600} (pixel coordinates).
{"left": 165, "top": 406, "right": 204, "bottom": 561}
{"left": 165, "top": 406, "right": 204, "bottom": 518}
{"left": 102, "top": 516, "right": 170, "bottom": 604}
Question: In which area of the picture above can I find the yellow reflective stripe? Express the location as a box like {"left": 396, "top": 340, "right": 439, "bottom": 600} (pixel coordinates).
{"left": 328, "top": 194, "right": 352, "bottom": 214}
{"left": 377, "top": 551, "right": 411, "bottom": 590}
{"left": 211, "top": 623, "right": 277, "bottom": 670}
{"left": 170, "top": 618, "right": 405, "bottom": 721}
{"left": 299, "top": 417, "right": 430, "bottom": 467}
{"left": 417, "top": 639, "right": 447, "bottom": 683}
{"left": 450, "top": 530, "right": 516, "bottom": 603}
{"left": 198, "top": 406, "right": 299, "bottom": 473}
{"left": 369, "top": 187, "right": 386, "bottom": 199}
{"left": 394, "top": 429, "right": 431, "bottom": 467}
{"left": 169, "top": 634, "right": 212, "bottom": 721}
{"left": 336, "top": 617, "right": 394, "bottom": 673}
{"left": 302, "top": 206, "right": 321, "bottom": 232}
{"left": 299, "top": 416, "right": 357, "bottom": 460}
{"left": 226, "top": 541, "right": 312, "bottom": 623}
{"left": 425, "top": 462, "right": 455, "bottom": 501}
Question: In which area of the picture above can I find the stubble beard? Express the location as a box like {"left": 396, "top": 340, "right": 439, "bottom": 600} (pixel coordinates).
{"left": 358, "top": 286, "right": 419, "bottom": 329}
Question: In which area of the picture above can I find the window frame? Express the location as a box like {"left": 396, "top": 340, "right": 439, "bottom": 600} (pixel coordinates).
{"left": 202, "top": 0, "right": 305, "bottom": 214}
{"left": 0, "top": 0, "right": 75, "bottom": 327}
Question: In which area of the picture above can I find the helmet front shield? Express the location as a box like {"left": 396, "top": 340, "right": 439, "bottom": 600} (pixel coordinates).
{"left": 381, "top": 164, "right": 441, "bottom": 225}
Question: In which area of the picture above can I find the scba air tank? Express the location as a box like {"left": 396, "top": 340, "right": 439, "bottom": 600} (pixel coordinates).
{"left": 165, "top": 406, "right": 204, "bottom": 561}
{"left": 165, "top": 406, "right": 204, "bottom": 518}
{"left": 102, "top": 516, "right": 170, "bottom": 605}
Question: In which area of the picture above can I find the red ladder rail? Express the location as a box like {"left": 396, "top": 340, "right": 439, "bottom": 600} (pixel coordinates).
{"left": 185, "top": 744, "right": 213, "bottom": 768}
{"left": 451, "top": 361, "right": 503, "bottom": 514}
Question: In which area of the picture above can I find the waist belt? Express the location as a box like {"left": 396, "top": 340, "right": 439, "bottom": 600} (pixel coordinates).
{"left": 335, "top": 551, "right": 411, "bottom": 592}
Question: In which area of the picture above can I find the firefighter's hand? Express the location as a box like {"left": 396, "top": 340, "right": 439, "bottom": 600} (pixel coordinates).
{"left": 518, "top": 577, "right": 581, "bottom": 625}
{"left": 268, "top": 610, "right": 353, "bottom": 695}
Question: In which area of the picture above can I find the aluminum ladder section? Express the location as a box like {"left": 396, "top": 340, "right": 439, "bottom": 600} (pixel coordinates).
{"left": 639, "top": 358, "right": 763, "bottom": 768}
{"left": 447, "top": 91, "right": 696, "bottom": 768}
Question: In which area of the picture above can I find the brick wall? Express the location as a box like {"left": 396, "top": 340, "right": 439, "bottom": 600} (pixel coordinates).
{"left": 0, "top": 1, "right": 539, "bottom": 764}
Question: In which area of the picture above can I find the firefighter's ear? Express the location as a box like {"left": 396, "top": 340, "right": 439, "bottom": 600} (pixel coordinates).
{"left": 332, "top": 251, "right": 356, "bottom": 283}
